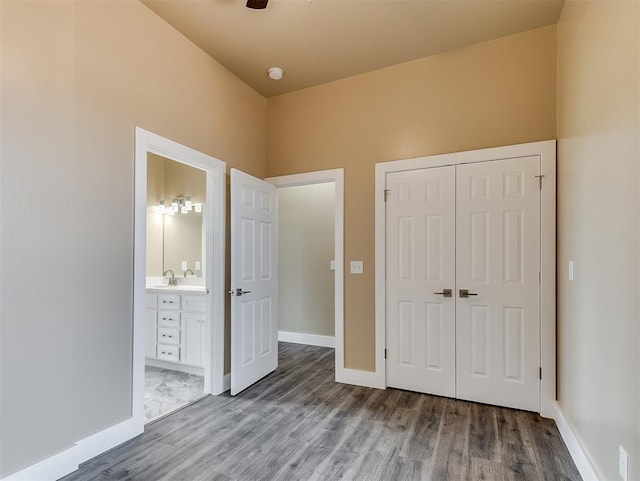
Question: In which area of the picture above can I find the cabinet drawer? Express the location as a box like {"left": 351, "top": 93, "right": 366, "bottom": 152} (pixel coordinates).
{"left": 158, "top": 327, "right": 180, "bottom": 345}
{"left": 146, "top": 293, "right": 158, "bottom": 309}
{"left": 157, "top": 311, "right": 180, "bottom": 328}
{"left": 157, "top": 345, "right": 180, "bottom": 362}
{"left": 158, "top": 294, "right": 180, "bottom": 310}
{"left": 182, "top": 295, "right": 206, "bottom": 313}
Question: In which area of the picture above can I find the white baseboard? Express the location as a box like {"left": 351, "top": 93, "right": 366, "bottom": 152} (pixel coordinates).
{"left": 335, "top": 367, "right": 385, "bottom": 389}
{"left": 278, "top": 330, "right": 335, "bottom": 348}
{"left": 223, "top": 373, "right": 231, "bottom": 392}
{"left": 555, "top": 403, "right": 600, "bottom": 481}
{"left": 2, "top": 418, "right": 141, "bottom": 481}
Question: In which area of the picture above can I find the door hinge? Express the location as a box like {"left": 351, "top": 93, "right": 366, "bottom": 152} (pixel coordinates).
{"left": 539, "top": 367, "right": 542, "bottom": 380}
{"left": 535, "top": 175, "right": 544, "bottom": 190}
{"left": 384, "top": 348, "right": 387, "bottom": 359}
{"left": 384, "top": 189, "right": 390, "bottom": 202}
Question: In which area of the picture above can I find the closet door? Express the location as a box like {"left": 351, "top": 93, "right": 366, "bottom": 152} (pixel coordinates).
{"left": 455, "top": 156, "right": 541, "bottom": 412}
{"left": 385, "top": 167, "right": 456, "bottom": 397}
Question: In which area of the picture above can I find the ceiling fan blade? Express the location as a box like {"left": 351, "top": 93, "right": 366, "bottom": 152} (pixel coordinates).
{"left": 246, "top": 0, "right": 268, "bottom": 9}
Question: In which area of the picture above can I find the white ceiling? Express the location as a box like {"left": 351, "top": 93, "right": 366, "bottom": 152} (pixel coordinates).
{"left": 142, "top": 0, "right": 565, "bottom": 97}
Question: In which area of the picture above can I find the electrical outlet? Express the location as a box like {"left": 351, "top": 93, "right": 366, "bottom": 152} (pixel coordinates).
{"left": 350, "top": 261, "right": 363, "bottom": 274}
{"left": 568, "top": 260, "right": 574, "bottom": 281}
{"left": 619, "top": 445, "right": 628, "bottom": 481}
{"left": 330, "top": 260, "right": 336, "bottom": 271}
{"left": 181, "top": 261, "right": 187, "bottom": 271}
{"left": 195, "top": 261, "right": 201, "bottom": 271}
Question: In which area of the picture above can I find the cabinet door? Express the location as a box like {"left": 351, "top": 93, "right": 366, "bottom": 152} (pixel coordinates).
{"left": 145, "top": 309, "right": 157, "bottom": 359}
{"left": 182, "top": 313, "right": 204, "bottom": 367}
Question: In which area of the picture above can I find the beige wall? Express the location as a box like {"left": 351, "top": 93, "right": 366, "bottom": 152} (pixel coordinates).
{"left": 278, "top": 183, "right": 335, "bottom": 337}
{"left": 267, "top": 26, "right": 557, "bottom": 370}
{"left": 556, "top": 1, "right": 640, "bottom": 480}
{"left": 0, "top": 0, "right": 265, "bottom": 477}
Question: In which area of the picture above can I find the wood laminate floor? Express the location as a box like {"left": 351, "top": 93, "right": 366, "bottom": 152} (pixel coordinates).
{"left": 61, "top": 343, "right": 581, "bottom": 481}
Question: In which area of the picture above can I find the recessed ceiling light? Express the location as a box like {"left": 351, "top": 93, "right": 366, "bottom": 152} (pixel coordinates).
{"left": 268, "top": 67, "right": 284, "bottom": 80}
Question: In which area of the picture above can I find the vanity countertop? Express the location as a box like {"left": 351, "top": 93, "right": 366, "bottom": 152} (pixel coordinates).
{"left": 146, "top": 285, "right": 207, "bottom": 295}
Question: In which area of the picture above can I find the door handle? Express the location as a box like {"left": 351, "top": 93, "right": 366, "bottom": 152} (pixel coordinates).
{"left": 459, "top": 289, "right": 478, "bottom": 298}
{"left": 228, "top": 288, "right": 252, "bottom": 296}
{"left": 433, "top": 289, "right": 452, "bottom": 298}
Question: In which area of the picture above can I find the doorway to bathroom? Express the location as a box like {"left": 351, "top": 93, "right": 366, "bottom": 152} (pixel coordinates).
{"left": 133, "top": 128, "right": 226, "bottom": 430}
{"left": 144, "top": 153, "right": 207, "bottom": 422}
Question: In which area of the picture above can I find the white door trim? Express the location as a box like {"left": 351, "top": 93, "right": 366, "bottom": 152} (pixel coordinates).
{"left": 375, "top": 140, "right": 556, "bottom": 417}
{"left": 266, "top": 169, "right": 345, "bottom": 382}
{"left": 134, "top": 127, "right": 226, "bottom": 432}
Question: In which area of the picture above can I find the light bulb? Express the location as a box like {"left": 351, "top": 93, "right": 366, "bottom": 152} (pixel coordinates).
{"left": 185, "top": 196, "right": 192, "bottom": 211}
{"left": 181, "top": 206, "right": 188, "bottom": 214}
{"left": 158, "top": 201, "right": 166, "bottom": 214}
{"left": 171, "top": 199, "right": 179, "bottom": 211}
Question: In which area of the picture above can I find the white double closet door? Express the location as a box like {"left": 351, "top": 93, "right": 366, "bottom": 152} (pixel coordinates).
{"left": 386, "top": 156, "right": 541, "bottom": 412}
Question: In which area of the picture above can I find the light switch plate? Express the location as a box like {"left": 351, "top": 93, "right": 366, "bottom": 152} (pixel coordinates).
{"left": 195, "top": 261, "right": 201, "bottom": 271}
{"left": 350, "top": 261, "right": 363, "bottom": 274}
{"left": 330, "top": 260, "right": 336, "bottom": 271}
{"left": 181, "top": 261, "right": 188, "bottom": 271}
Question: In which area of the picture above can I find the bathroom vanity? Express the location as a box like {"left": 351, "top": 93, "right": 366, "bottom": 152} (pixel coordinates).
{"left": 145, "top": 287, "right": 208, "bottom": 375}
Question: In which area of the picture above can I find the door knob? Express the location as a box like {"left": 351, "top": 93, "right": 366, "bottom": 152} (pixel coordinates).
{"left": 433, "top": 289, "right": 452, "bottom": 298}
{"left": 229, "top": 288, "right": 252, "bottom": 296}
{"left": 459, "top": 289, "right": 478, "bottom": 298}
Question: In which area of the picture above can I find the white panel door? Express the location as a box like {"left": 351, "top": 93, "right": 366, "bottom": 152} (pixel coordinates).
{"left": 230, "top": 169, "right": 278, "bottom": 395}
{"left": 386, "top": 166, "right": 456, "bottom": 397}
{"left": 455, "top": 156, "right": 540, "bottom": 411}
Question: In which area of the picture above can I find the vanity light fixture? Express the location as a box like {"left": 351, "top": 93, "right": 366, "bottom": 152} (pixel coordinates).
{"left": 154, "top": 197, "right": 203, "bottom": 215}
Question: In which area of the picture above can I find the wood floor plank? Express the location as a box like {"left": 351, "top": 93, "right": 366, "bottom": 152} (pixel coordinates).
{"left": 428, "top": 399, "right": 471, "bottom": 481}
{"left": 469, "top": 403, "right": 501, "bottom": 463}
{"left": 60, "top": 343, "right": 581, "bottom": 481}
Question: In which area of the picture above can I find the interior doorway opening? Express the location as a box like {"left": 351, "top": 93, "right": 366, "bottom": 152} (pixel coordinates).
{"left": 278, "top": 182, "right": 336, "bottom": 347}
{"left": 267, "top": 169, "right": 345, "bottom": 378}
{"left": 144, "top": 153, "right": 207, "bottom": 422}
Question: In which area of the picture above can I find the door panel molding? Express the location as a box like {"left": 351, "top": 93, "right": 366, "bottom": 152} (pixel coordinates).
{"left": 375, "top": 140, "right": 556, "bottom": 417}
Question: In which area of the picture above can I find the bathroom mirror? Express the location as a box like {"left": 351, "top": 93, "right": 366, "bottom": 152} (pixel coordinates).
{"left": 146, "top": 152, "right": 206, "bottom": 282}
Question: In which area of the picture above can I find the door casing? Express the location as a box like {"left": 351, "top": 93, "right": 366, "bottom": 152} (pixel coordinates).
{"left": 374, "top": 140, "right": 556, "bottom": 417}
{"left": 133, "top": 127, "right": 226, "bottom": 432}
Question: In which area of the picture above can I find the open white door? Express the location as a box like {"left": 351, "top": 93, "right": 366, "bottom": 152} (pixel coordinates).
{"left": 230, "top": 169, "right": 278, "bottom": 395}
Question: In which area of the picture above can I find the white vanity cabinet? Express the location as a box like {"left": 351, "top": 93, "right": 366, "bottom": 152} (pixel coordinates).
{"left": 145, "top": 290, "right": 207, "bottom": 374}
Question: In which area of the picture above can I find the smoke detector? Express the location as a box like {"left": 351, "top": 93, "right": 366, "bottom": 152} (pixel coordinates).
{"left": 268, "top": 67, "right": 284, "bottom": 80}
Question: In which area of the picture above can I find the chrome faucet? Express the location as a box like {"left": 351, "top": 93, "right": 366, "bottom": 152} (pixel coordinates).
{"left": 163, "top": 269, "right": 178, "bottom": 286}
{"left": 183, "top": 269, "right": 194, "bottom": 277}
